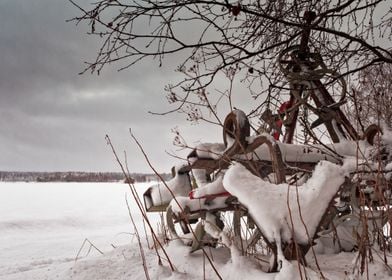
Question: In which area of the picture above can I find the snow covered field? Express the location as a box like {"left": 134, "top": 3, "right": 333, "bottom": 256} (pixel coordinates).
{"left": 1, "top": 181, "right": 391, "bottom": 280}
{"left": 0, "top": 181, "right": 160, "bottom": 279}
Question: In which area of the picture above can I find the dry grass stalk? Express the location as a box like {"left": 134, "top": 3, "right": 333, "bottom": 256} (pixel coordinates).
{"left": 125, "top": 197, "right": 151, "bottom": 280}
{"left": 75, "top": 238, "right": 104, "bottom": 262}
{"left": 105, "top": 135, "right": 175, "bottom": 272}
{"left": 129, "top": 130, "right": 224, "bottom": 280}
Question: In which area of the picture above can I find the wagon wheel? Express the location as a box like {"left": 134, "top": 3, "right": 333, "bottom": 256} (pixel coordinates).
{"left": 166, "top": 203, "right": 226, "bottom": 251}
{"left": 166, "top": 204, "right": 203, "bottom": 247}
{"left": 278, "top": 45, "right": 326, "bottom": 83}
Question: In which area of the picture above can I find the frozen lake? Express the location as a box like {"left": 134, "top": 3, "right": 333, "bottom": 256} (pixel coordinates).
{"left": 0, "top": 182, "right": 160, "bottom": 277}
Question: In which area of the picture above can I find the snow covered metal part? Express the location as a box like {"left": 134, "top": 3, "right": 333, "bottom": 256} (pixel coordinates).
{"left": 143, "top": 164, "right": 192, "bottom": 212}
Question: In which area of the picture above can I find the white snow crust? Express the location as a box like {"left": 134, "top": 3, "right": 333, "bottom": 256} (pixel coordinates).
{"left": 243, "top": 135, "right": 373, "bottom": 164}
{"left": 170, "top": 196, "right": 228, "bottom": 214}
{"left": 192, "top": 168, "right": 209, "bottom": 187}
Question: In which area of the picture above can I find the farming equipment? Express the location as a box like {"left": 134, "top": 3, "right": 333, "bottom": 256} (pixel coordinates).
{"left": 143, "top": 12, "right": 392, "bottom": 272}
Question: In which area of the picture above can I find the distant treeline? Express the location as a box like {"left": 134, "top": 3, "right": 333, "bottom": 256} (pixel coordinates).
{"left": 0, "top": 171, "right": 171, "bottom": 183}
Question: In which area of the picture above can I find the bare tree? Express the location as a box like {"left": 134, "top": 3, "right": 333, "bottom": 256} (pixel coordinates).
{"left": 69, "top": 1, "right": 392, "bottom": 273}
{"left": 69, "top": 0, "right": 391, "bottom": 131}
{"left": 347, "top": 63, "right": 392, "bottom": 132}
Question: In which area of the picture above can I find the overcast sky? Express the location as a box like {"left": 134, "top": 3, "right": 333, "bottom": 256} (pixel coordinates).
{"left": 0, "top": 0, "right": 225, "bottom": 173}
{"left": 4, "top": 1, "right": 388, "bottom": 174}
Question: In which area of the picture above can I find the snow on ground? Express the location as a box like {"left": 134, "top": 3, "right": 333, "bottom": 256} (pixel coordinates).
{"left": 0, "top": 182, "right": 159, "bottom": 279}
{"left": 1, "top": 182, "right": 392, "bottom": 279}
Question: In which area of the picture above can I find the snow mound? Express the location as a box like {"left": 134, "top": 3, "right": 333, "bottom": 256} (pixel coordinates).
{"left": 223, "top": 161, "right": 346, "bottom": 245}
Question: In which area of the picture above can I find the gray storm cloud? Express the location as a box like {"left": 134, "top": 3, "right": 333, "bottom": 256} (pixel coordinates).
{"left": 0, "top": 0, "right": 208, "bottom": 173}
